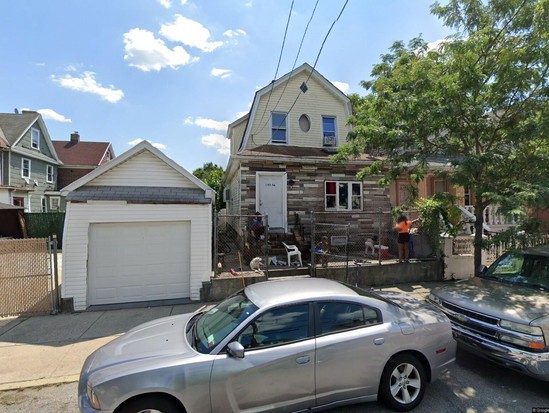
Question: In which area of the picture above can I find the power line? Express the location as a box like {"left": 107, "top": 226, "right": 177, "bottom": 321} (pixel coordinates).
{"left": 269, "top": 0, "right": 350, "bottom": 137}
{"left": 252, "top": 0, "right": 320, "bottom": 138}
{"left": 253, "top": 0, "right": 295, "bottom": 138}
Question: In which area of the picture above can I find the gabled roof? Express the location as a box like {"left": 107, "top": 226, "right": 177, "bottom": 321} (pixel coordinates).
{"left": 237, "top": 63, "right": 352, "bottom": 152}
{"left": 52, "top": 140, "right": 114, "bottom": 167}
{"left": 0, "top": 112, "right": 62, "bottom": 163}
{"left": 61, "top": 140, "right": 214, "bottom": 198}
{"left": 0, "top": 112, "right": 40, "bottom": 145}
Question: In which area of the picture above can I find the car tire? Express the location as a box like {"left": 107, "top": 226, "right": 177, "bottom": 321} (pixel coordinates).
{"left": 379, "top": 353, "right": 426, "bottom": 412}
{"left": 116, "top": 394, "right": 182, "bottom": 413}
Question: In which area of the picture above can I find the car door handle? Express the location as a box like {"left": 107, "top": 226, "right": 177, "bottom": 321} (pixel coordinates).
{"left": 373, "top": 338, "right": 385, "bottom": 345}
{"left": 295, "top": 355, "right": 310, "bottom": 365}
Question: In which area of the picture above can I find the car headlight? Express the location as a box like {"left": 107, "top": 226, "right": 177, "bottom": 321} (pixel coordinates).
{"left": 499, "top": 319, "right": 543, "bottom": 336}
{"left": 499, "top": 320, "right": 546, "bottom": 350}
{"left": 87, "top": 383, "right": 101, "bottom": 410}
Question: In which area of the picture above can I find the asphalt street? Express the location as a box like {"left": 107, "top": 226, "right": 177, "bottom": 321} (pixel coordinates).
{"left": 1, "top": 348, "right": 547, "bottom": 413}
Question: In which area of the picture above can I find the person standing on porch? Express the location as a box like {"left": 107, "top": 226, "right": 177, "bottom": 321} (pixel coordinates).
{"left": 395, "top": 215, "right": 418, "bottom": 262}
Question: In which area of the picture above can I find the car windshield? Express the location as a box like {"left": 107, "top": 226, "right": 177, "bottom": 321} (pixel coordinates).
{"left": 482, "top": 251, "right": 549, "bottom": 290}
{"left": 191, "top": 291, "right": 258, "bottom": 354}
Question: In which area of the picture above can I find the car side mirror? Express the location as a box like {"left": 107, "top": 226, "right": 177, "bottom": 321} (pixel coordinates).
{"left": 477, "top": 265, "right": 488, "bottom": 275}
{"left": 227, "top": 342, "right": 245, "bottom": 359}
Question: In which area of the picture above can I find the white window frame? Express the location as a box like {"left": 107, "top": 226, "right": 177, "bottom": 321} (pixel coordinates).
{"left": 49, "top": 196, "right": 61, "bottom": 210}
{"left": 22, "top": 158, "right": 31, "bottom": 179}
{"left": 41, "top": 196, "right": 47, "bottom": 212}
{"left": 322, "top": 116, "right": 337, "bottom": 146}
{"left": 46, "top": 165, "right": 54, "bottom": 183}
{"left": 325, "top": 181, "right": 363, "bottom": 211}
{"left": 31, "top": 128, "right": 40, "bottom": 150}
{"left": 271, "top": 112, "right": 288, "bottom": 144}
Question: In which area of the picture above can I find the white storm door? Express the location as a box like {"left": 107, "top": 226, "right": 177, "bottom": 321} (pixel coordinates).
{"left": 256, "top": 172, "right": 286, "bottom": 229}
{"left": 88, "top": 221, "right": 190, "bottom": 306}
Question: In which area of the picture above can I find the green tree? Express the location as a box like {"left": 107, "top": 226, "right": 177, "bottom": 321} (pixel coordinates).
{"left": 336, "top": 0, "right": 549, "bottom": 273}
{"left": 193, "top": 162, "right": 225, "bottom": 211}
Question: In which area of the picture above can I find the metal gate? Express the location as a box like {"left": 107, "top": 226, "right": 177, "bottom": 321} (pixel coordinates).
{"left": 0, "top": 237, "right": 59, "bottom": 317}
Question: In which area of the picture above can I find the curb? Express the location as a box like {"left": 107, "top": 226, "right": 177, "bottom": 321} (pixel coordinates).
{"left": 0, "top": 374, "right": 80, "bottom": 391}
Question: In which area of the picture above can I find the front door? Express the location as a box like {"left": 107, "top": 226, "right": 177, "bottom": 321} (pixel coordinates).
{"left": 257, "top": 172, "right": 286, "bottom": 230}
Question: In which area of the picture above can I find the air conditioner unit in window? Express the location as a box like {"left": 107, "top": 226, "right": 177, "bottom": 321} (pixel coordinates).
{"left": 323, "top": 135, "right": 336, "bottom": 147}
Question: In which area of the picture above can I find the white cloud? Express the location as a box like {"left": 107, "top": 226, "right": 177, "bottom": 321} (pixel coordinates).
{"left": 245, "top": 1, "right": 253, "bottom": 6}
{"left": 201, "top": 133, "right": 229, "bottom": 155}
{"left": 51, "top": 71, "right": 124, "bottom": 103}
{"left": 127, "top": 138, "right": 167, "bottom": 150}
{"left": 181, "top": 0, "right": 188, "bottom": 4}
{"left": 160, "top": 15, "right": 223, "bottom": 53}
{"left": 210, "top": 68, "right": 232, "bottom": 79}
{"left": 64, "top": 65, "right": 77, "bottom": 72}
{"left": 124, "top": 28, "right": 198, "bottom": 72}
{"left": 35, "top": 62, "right": 45, "bottom": 67}
{"left": 332, "top": 81, "right": 350, "bottom": 93}
{"left": 235, "top": 110, "right": 248, "bottom": 118}
{"left": 223, "top": 29, "right": 246, "bottom": 38}
{"left": 158, "top": 0, "right": 171, "bottom": 8}
{"left": 37, "top": 108, "right": 72, "bottom": 123}
{"left": 184, "top": 116, "right": 229, "bottom": 131}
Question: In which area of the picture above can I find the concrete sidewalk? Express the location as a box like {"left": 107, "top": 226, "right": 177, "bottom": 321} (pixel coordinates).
{"left": 0, "top": 281, "right": 448, "bottom": 391}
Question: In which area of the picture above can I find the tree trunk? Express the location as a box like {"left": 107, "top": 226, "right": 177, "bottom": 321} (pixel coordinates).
{"left": 474, "top": 199, "right": 484, "bottom": 275}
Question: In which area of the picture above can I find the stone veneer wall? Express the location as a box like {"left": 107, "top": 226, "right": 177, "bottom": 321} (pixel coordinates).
{"left": 240, "top": 160, "right": 394, "bottom": 241}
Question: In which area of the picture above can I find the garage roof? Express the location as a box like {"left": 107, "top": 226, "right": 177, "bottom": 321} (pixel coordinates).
{"left": 67, "top": 186, "right": 211, "bottom": 203}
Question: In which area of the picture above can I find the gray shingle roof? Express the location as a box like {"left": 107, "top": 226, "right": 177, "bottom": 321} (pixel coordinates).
{"left": 0, "top": 112, "right": 40, "bottom": 145}
{"left": 66, "top": 186, "right": 212, "bottom": 204}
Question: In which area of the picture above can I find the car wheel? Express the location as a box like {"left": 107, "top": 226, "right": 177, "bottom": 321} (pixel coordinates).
{"left": 116, "top": 395, "right": 182, "bottom": 413}
{"left": 379, "top": 354, "right": 426, "bottom": 412}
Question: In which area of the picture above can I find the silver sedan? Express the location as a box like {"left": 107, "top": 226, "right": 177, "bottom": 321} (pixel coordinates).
{"left": 79, "top": 278, "right": 455, "bottom": 413}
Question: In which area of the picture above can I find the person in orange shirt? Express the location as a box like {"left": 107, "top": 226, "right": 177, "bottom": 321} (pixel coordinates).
{"left": 395, "top": 215, "right": 419, "bottom": 262}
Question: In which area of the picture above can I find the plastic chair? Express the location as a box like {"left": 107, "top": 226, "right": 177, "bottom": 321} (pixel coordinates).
{"left": 365, "top": 239, "right": 375, "bottom": 256}
{"left": 282, "top": 242, "right": 303, "bottom": 267}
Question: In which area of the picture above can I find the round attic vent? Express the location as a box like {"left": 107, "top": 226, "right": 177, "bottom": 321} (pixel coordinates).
{"left": 299, "top": 114, "right": 311, "bottom": 132}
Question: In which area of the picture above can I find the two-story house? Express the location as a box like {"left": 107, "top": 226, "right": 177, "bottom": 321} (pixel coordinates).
{"left": 51, "top": 132, "right": 115, "bottom": 210}
{"left": 224, "top": 63, "right": 392, "bottom": 240}
{"left": 0, "top": 111, "right": 62, "bottom": 212}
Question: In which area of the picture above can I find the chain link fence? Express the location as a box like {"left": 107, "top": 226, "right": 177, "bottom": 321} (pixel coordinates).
{"left": 214, "top": 213, "right": 270, "bottom": 277}
{"left": 310, "top": 210, "right": 436, "bottom": 275}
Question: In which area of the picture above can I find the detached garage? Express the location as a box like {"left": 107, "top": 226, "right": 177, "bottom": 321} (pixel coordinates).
{"left": 61, "top": 141, "right": 214, "bottom": 311}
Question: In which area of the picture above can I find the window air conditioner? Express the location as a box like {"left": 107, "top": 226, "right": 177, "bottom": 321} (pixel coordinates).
{"left": 323, "top": 135, "right": 336, "bottom": 146}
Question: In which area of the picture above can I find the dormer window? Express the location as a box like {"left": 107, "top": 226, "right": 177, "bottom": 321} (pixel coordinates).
{"left": 31, "top": 128, "right": 40, "bottom": 150}
{"left": 322, "top": 116, "right": 336, "bottom": 146}
{"left": 271, "top": 112, "right": 287, "bottom": 144}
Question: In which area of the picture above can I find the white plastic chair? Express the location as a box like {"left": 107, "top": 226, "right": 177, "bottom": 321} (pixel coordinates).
{"left": 282, "top": 242, "right": 303, "bottom": 267}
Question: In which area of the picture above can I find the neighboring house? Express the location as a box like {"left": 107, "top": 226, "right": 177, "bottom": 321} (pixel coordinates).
{"left": 0, "top": 111, "right": 62, "bottom": 212}
{"left": 224, "top": 63, "right": 391, "bottom": 238}
{"left": 52, "top": 131, "right": 115, "bottom": 210}
{"left": 61, "top": 140, "right": 214, "bottom": 311}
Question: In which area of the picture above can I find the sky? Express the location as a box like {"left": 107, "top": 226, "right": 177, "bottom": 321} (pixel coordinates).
{"left": 0, "top": 0, "right": 451, "bottom": 172}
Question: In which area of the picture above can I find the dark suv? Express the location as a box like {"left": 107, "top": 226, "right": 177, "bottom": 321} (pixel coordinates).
{"left": 428, "top": 245, "right": 549, "bottom": 381}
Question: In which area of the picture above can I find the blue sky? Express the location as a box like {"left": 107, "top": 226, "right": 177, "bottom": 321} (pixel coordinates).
{"left": 0, "top": 0, "right": 451, "bottom": 172}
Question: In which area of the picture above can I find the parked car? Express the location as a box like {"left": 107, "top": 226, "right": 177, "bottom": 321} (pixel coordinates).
{"left": 428, "top": 245, "right": 549, "bottom": 381}
{"left": 79, "top": 278, "right": 455, "bottom": 413}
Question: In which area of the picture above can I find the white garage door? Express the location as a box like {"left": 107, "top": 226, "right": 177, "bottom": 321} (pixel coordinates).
{"left": 88, "top": 221, "right": 191, "bottom": 306}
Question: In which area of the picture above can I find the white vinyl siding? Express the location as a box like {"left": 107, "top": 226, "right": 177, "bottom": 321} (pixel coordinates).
{"left": 89, "top": 151, "right": 196, "bottom": 187}
{"left": 245, "top": 70, "right": 350, "bottom": 150}
{"left": 62, "top": 202, "right": 212, "bottom": 311}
